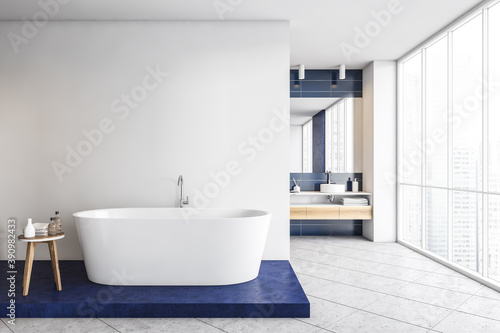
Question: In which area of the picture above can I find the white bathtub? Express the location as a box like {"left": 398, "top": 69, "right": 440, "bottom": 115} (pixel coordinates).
{"left": 73, "top": 208, "right": 271, "bottom": 286}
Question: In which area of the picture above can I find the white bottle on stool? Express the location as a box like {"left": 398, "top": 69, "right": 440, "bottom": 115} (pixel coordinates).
{"left": 24, "top": 218, "right": 35, "bottom": 238}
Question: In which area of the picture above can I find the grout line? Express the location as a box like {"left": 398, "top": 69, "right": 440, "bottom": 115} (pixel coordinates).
{"left": 292, "top": 243, "right": 441, "bottom": 272}
{"left": 291, "top": 318, "right": 336, "bottom": 332}
{"left": 293, "top": 254, "right": 487, "bottom": 312}
{"left": 451, "top": 308, "right": 500, "bottom": 323}
{"left": 196, "top": 318, "right": 229, "bottom": 333}
{"left": 97, "top": 318, "right": 121, "bottom": 332}
{"left": 290, "top": 246, "right": 422, "bottom": 272}
{"left": 294, "top": 237, "right": 500, "bottom": 330}
{"left": 293, "top": 237, "right": 418, "bottom": 257}
{"left": 297, "top": 256, "right": 483, "bottom": 304}
{"left": 291, "top": 254, "right": 432, "bottom": 284}
{"left": 445, "top": 290, "right": 500, "bottom": 323}
{"left": 320, "top": 309, "right": 363, "bottom": 331}
{"left": 357, "top": 308, "right": 441, "bottom": 331}
{"left": 472, "top": 285, "right": 500, "bottom": 301}
{"left": 0, "top": 318, "right": 14, "bottom": 333}
{"left": 428, "top": 309, "right": 454, "bottom": 330}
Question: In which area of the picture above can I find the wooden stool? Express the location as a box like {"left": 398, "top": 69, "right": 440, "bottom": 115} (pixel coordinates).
{"left": 18, "top": 233, "right": 65, "bottom": 296}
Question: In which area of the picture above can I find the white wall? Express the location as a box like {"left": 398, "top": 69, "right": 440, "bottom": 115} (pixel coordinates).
{"left": 290, "top": 125, "right": 302, "bottom": 172}
{"left": 362, "top": 61, "right": 397, "bottom": 242}
{"left": 0, "top": 21, "right": 290, "bottom": 260}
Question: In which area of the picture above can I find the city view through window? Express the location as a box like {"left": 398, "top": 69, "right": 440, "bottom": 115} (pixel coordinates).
{"left": 399, "top": 2, "right": 500, "bottom": 286}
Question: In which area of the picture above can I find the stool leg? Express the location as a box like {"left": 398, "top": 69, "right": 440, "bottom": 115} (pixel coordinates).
{"left": 48, "top": 240, "right": 62, "bottom": 291}
{"left": 23, "top": 242, "right": 36, "bottom": 296}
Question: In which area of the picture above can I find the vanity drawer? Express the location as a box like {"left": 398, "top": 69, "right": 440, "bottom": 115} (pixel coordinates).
{"left": 307, "top": 206, "right": 339, "bottom": 220}
{"left": 290, "top": 207, "right": 307, "bottom": 219}
{"left": 339, "top": 206, "right": 372, "bottom": 219}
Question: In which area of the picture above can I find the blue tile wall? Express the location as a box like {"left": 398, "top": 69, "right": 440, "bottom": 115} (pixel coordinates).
{"left": 299, "top": 221, "right": 363, "bottom": 236}
{"left": 290, "top": 69, "right": 363, "bottom": 98}
{"left": 312, "top": 111, "right": 325, "bottom": 173}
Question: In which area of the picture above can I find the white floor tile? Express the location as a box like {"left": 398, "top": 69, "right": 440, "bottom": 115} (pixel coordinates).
{"left": 309, "top": 282, "right": 385, "bottom": 308}
{"left": 340, "top": 271, "right": 410, "bottom": 293}
{"left": 392, "top": 283, "right": 471, "bottom": 309}
{"left": 291, "top": 247, "right": 379, "bottom": 272}
{"left": 326, "top": 310, "right": 429, "bottom": 333}
{"left": 366, "top": 244, "right": 415, "bottom": 256}
{"left": 433, "top": 311, "right": 500, "bottom": 333}
{"left": 432, "top": 266, "right": 470, "bottom": 279}
{"left": 456, "top": 295, "right": 500, "bottom": 321}
{"left": 308, "top": 266, "right": 356, "bottom": 283}
{"left": 296, "top": 295, "right": 357, "bottom": 328}
{"left": 364, "top": 295, "right": 452, "bottom": 328}
{"left": 324, "top": 256, "right": 381, "bottom": 272}
{"left": 101, "top": 318, "right": 223, "bottom": 333}
{"left": 415, "top": 273, "right": 484, "bottom": 294}
{"left": 290, "top": 258, "right": 332, "bottom": 275}
{"left": 199, "top": 318, "right": 322, "bottom": 333}
{"left": 0, "top": 320, "right": 13, "bottom": 333}
{"left": 364, "top": 263, "right": 429, "bottom": 282}
{"left": 0, "top": 318, "right": 115, "bottom": 333}
{"left": 475, "top": 286, "right": 500, "bottom": 301}
{"left": 385, "top": 256, "right": 443, "bottom": 272}
{"left": 295, "top": 273, "right": 335, "bottom": 294}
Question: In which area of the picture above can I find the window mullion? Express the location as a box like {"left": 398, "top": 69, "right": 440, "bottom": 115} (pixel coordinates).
{"left": 422, "top": 48, "right": 427, "bottom": 251}
{"left": 482, "top": 7, "right": 489, "bottom": 279}
{"left": 448, "top": 31, "right": 454, "bottom": 262}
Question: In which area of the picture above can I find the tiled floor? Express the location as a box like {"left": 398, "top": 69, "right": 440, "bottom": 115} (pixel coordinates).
{"left": 2, "top": 236, "right": 500, "bottom": 333}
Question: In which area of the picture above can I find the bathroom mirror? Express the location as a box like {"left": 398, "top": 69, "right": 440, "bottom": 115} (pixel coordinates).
{"left": 290, "top": 97, "right": 363, "bottom": 173}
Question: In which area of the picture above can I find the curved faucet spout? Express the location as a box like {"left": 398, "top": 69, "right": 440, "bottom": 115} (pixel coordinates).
{"left": 178, "top": 175, "right": 183, "bottom": 186}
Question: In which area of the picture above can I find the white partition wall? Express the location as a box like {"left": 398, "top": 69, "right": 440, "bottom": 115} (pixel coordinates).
{"left": 0, "top": 21, "right": 290, "bottom": 260}
{"left": 363, "top": 61, "right": 397, "bottom": 242}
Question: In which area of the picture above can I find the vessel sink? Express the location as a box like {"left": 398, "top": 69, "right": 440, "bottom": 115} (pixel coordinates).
{"left": 320, "top": 184, "right": 345, "bottom": 193}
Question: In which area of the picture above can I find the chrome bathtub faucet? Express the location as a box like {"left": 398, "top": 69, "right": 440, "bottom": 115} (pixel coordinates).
{"left": 178, "top": 175, "right": 189, "bottom": 208}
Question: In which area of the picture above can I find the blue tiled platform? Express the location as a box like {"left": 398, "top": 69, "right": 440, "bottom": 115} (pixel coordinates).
{"left": 1, "top": 260, "right": 309, "bottom": 318}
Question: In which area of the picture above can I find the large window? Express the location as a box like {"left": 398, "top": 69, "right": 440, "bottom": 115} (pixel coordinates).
{"left": 302, "top": 120, "right": 312, "bottom": 172}
{"left": 398, "top": 1, "right": 500, "bottom": 287}
{"left": 325, "top": 99, "right": 354, "bottom": 173}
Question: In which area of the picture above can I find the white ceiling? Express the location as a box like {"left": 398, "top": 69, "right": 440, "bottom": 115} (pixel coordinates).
{"left": 0, "top": 0, "right": 483, "bottom": 68}
{"left": 290, "top": 98, "right": 340, "bottom": 125}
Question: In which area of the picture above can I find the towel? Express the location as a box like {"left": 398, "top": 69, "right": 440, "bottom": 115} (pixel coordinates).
{"left": 340, "top": 197, "right": 369, "bottom": 206}
{"left": 32, "top": 223, "right": 49, "bottom": 231}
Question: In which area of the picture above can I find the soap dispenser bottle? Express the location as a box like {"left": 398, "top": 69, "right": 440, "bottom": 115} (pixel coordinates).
{"left": 49, "top": 217, "right": 57, "bottom": 236}
{"left": 24, "top": 218, "right": 35, "bottom": 238}
{"left": 346, "top": 177, "right": 353, "bottom": 191}
{"left": 54, "top": 211, "right": 62, "bottom": 234}
{"left": 352, "top": 179, "right": 359, "bottom": 193}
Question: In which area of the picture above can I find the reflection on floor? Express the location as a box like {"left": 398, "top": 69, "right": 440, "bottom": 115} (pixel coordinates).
{"left": 2, "top": 236, "right": 500, "bottom": 332}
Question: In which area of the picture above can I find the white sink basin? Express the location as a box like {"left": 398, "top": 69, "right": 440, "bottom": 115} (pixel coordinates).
{"left": 320, "top": 184, "right": 345, "bottom": 193}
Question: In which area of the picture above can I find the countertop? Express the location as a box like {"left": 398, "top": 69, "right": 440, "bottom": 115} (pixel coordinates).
{"left": 290, "top": 191, "right": 371, "bottom": 196}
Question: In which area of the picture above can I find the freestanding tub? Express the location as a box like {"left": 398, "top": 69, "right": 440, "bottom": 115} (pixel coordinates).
{"left": 73, "top": 208, "right": 271, "bottom": 286}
